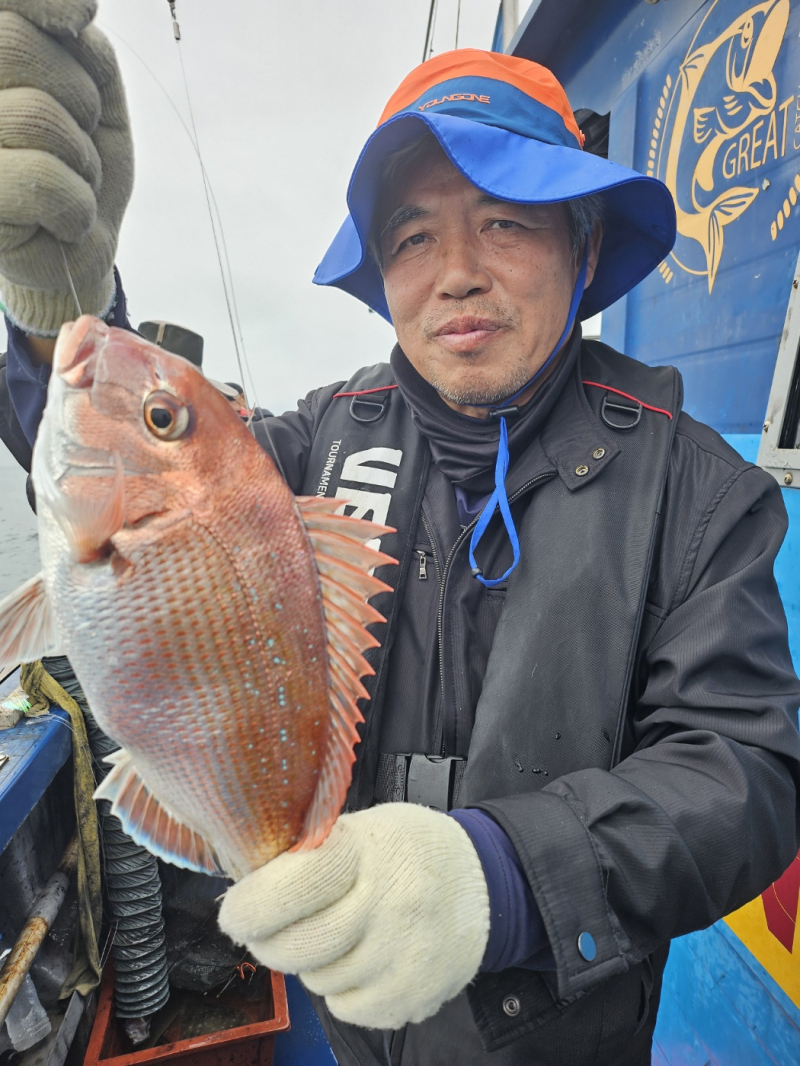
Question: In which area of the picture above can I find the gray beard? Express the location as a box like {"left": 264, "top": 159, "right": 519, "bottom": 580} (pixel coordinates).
{"left": 429, "top": 365, "right": 533, "bottom": 407}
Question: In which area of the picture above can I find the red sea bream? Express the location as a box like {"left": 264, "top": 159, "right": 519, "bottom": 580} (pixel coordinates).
{"left": 0, "top": 316, "right": 394, "bottom": 879}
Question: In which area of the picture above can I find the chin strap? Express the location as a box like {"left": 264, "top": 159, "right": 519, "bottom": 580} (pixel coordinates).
{"left": 468, "top": 243, "right": 590, "bottom": 589}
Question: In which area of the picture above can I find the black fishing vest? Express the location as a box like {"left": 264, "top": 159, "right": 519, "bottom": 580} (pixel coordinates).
{"left": 300, "top": 344, "right": 682, "bottom": 811}
{"left": 0, "top": 352, "right": 33, "bottom": 472}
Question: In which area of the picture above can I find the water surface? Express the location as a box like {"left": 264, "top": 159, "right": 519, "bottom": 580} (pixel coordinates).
{"left": 0, "top": 463, "right": 39, "bottom": 601}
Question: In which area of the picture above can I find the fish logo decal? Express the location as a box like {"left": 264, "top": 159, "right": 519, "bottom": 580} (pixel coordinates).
{"left": 655, "top": 0, "right": 790, "bottom": 291}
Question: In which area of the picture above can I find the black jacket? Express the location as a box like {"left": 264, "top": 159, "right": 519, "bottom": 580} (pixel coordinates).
{"left": 0, "top": 352, "right": 32, "bottom": 472}
{"left": 3, "top": 337, "right": 798, "bottom": 1063}
{"left": 253, "top": 339, "right": 800, "bottom": 1064}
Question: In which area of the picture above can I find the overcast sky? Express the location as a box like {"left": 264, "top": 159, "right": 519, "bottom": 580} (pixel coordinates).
{"left": 91, "top": 0, "right": 499, "bottom": 416}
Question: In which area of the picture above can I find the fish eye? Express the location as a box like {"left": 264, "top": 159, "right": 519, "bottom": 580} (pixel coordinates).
{"left": 143, "top": 391, "right": 191, "bottom": 440}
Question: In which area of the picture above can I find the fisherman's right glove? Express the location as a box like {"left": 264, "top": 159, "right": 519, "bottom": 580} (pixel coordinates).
{"left": 219, "top": 802, "right": 491, "bottom": 1030}
{"left": 0, "top": 0, "right": 133, "bottom": 335}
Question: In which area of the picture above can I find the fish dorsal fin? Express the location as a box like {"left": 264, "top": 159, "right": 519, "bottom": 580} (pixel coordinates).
{"left": 294, "top": 496, "right": 397, "bottom": 850}
{"left": 95, "top": 749, "right": 228, "bottom": 877}
{"left": 0, "top": 573, "right": 60, "bottom": 674}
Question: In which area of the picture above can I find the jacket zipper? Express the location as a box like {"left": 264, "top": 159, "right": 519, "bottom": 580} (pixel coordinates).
{"left": 423, "top": 470, "right": 556, "bottom": 756}
{"left": 417, "top": 550, "right": 429, "bottom": 580}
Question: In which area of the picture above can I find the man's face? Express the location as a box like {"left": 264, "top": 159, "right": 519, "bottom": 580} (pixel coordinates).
{"left": 380, "top": 155, "right": 601, "bottom": 417}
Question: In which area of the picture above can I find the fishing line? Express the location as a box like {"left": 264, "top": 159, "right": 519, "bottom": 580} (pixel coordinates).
{"left": 169, "top": 8, "right": 288, "bottom": 479}
{"left": 422, "top": 0, "right": 439, "bottom": 60}
{"left": 455, "top": 0, "right": 462, "bottom": 49}
{"left": 60, "top": 242, "right": 82, "bottom": 318}
{"left": 173, "top": 47, "right": 246, "bottom": 400}
{"left": 109, "top": 9, "right": 261, "bottom": 427}
{"left": 112, "top": 3, "right": 284, "bottom": 481}
{"left": 100, "top": 23, "right": 253, "bottom": 409}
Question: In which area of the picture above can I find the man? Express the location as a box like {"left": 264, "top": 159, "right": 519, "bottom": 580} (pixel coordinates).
{"left": 0, "top": 5, "right": 798, "bottom": 1065}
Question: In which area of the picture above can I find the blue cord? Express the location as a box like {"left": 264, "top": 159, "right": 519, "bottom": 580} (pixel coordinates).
{"left": 468, "top": 243, "right": 590, "bottom": 588}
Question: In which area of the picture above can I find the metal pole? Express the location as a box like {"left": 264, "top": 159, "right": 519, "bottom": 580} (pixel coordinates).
{"left": 502, "top": 0, "right": 519, "bottom": 52}
{"left": 0, "top": 836, "right": 78, "bottom": 1028}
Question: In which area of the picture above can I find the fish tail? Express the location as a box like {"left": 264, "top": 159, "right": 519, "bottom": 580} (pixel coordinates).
{"left": 681, "top": 186, "right": 759, "bottom": 291}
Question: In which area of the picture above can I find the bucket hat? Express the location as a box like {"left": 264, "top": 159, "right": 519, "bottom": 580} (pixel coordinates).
{"left": 313, "top": 49, "right": 676, "bottom": 322}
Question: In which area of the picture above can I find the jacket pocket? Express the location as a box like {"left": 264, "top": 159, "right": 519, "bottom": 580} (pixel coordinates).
{"left": 468, "top": 953, "right": 665, "bottom": 1063}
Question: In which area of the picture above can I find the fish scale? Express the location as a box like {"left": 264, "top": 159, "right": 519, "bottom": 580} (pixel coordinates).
{"left": 67, "top": 461, "right": 331, "bottom": 875}
{"left": 0, "top": 316, "right": 396, "bottom": 880}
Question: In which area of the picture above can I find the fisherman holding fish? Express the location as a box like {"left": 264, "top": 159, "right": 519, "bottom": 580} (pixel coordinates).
{"left": 1, "top": 3, "right": 800, "bottom": 1065}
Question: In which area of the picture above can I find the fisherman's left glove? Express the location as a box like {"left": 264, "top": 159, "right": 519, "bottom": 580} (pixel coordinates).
{"left": 218, "top": 803, "right": 490, "bottom": 1029}
{"left": 0, "top": 0, "right": 133, "bottom": 334}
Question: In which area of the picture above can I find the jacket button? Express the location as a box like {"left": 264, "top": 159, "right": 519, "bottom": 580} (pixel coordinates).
{"left": 502, "top": 995, "right": 521, "bottom": 1017}
{"left": 592, "top": 447, "right": 605, "bottom": 460}
{"left": 575, "top": 464, "right": 589, "bottom": 476}
{"left": 577, "top": 932, "right": 597, "bottom": 961}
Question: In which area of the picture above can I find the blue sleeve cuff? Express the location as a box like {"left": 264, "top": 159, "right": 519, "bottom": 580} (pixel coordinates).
{"left": 5, "top": 268, "right": 133, "bottom": 446}
{"left": 450, "top": 807, "right": 554, "bottom": 972}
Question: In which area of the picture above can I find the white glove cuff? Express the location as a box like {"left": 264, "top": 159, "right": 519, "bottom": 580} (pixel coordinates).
{"left": 1, "top": 268, "right": 115, "bottom": 335}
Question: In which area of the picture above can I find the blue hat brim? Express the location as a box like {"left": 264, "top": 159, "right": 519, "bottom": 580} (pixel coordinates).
{"left": 313, "top": 112, "right": 676, "bottom": 322}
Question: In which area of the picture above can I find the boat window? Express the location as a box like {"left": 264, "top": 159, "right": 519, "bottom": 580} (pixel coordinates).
{"left": 573, "top": 110, "right": 609, "bottom": 159}
{"left": 757, "top": 251, "right": 800, "bottom": 487}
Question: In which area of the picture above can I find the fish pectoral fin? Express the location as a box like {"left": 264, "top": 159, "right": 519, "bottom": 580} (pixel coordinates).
{"left": 95, "top": 749, "right": 226, "bottom": 877}
{"left": 693, "top": 106, "right": 720, "bottom": 143}
{"left": 293, "top": 496, "right": 398, "bottom": 851}
{"left": 721, "top": 93, "right": 745, "bottom": 118}
{"left": 35, "top": 451, "right": 126, "bottom": 564}
{"left": 0, "top": 573, "right": 60, "bottom": 674}
{"left": 110, "top": 509, "right": 193, "bottom": 562}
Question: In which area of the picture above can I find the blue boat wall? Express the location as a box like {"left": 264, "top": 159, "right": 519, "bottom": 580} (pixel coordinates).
{"left": 516, "top": 0, "right": 797, "bottom": 433}
{"left": 515, "top": 1, "right": 800, "bottom": 1060}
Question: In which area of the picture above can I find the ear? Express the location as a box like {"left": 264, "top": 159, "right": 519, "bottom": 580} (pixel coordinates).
{"left": 584, "top": 223, "right": 604, "bottom": 289}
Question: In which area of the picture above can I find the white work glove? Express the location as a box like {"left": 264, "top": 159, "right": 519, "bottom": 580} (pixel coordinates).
{"left": 218, "top": 804, "right": 491, "bottom": 1030}
{"left": 0, "top": 0, "right": 133, "bottom": 335}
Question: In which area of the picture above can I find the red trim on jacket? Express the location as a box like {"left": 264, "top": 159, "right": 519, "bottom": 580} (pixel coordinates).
{"left": 333, "top": 384, "right": 399, "bottom": 398}
{"left": 582, "top": 381, "right": 674, "bottom": 420}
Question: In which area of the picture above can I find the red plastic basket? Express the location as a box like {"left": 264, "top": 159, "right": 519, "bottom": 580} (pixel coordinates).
{"left": 84, "top": 965, "right": 290, "bottom": 1066}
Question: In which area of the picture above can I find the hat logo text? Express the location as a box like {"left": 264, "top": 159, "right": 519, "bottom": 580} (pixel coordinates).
{"left": 418, "top": 93, "right": 491, "bottom": 112}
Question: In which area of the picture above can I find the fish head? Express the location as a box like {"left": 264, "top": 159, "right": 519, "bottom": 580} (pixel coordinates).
{"left": 33, "top": 316, "right": 260, "bottom": 561}
{"left": 726, "top": 0, "right": 788, "bottom": 101}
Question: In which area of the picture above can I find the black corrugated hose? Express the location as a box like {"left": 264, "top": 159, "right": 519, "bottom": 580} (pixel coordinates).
{"left": 43, "top": 657, "right": 170, "bottom": 1042}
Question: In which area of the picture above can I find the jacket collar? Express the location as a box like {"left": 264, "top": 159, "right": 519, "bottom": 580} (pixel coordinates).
{"left": 503, "top": 344, "right": 622, "bottom": 497}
